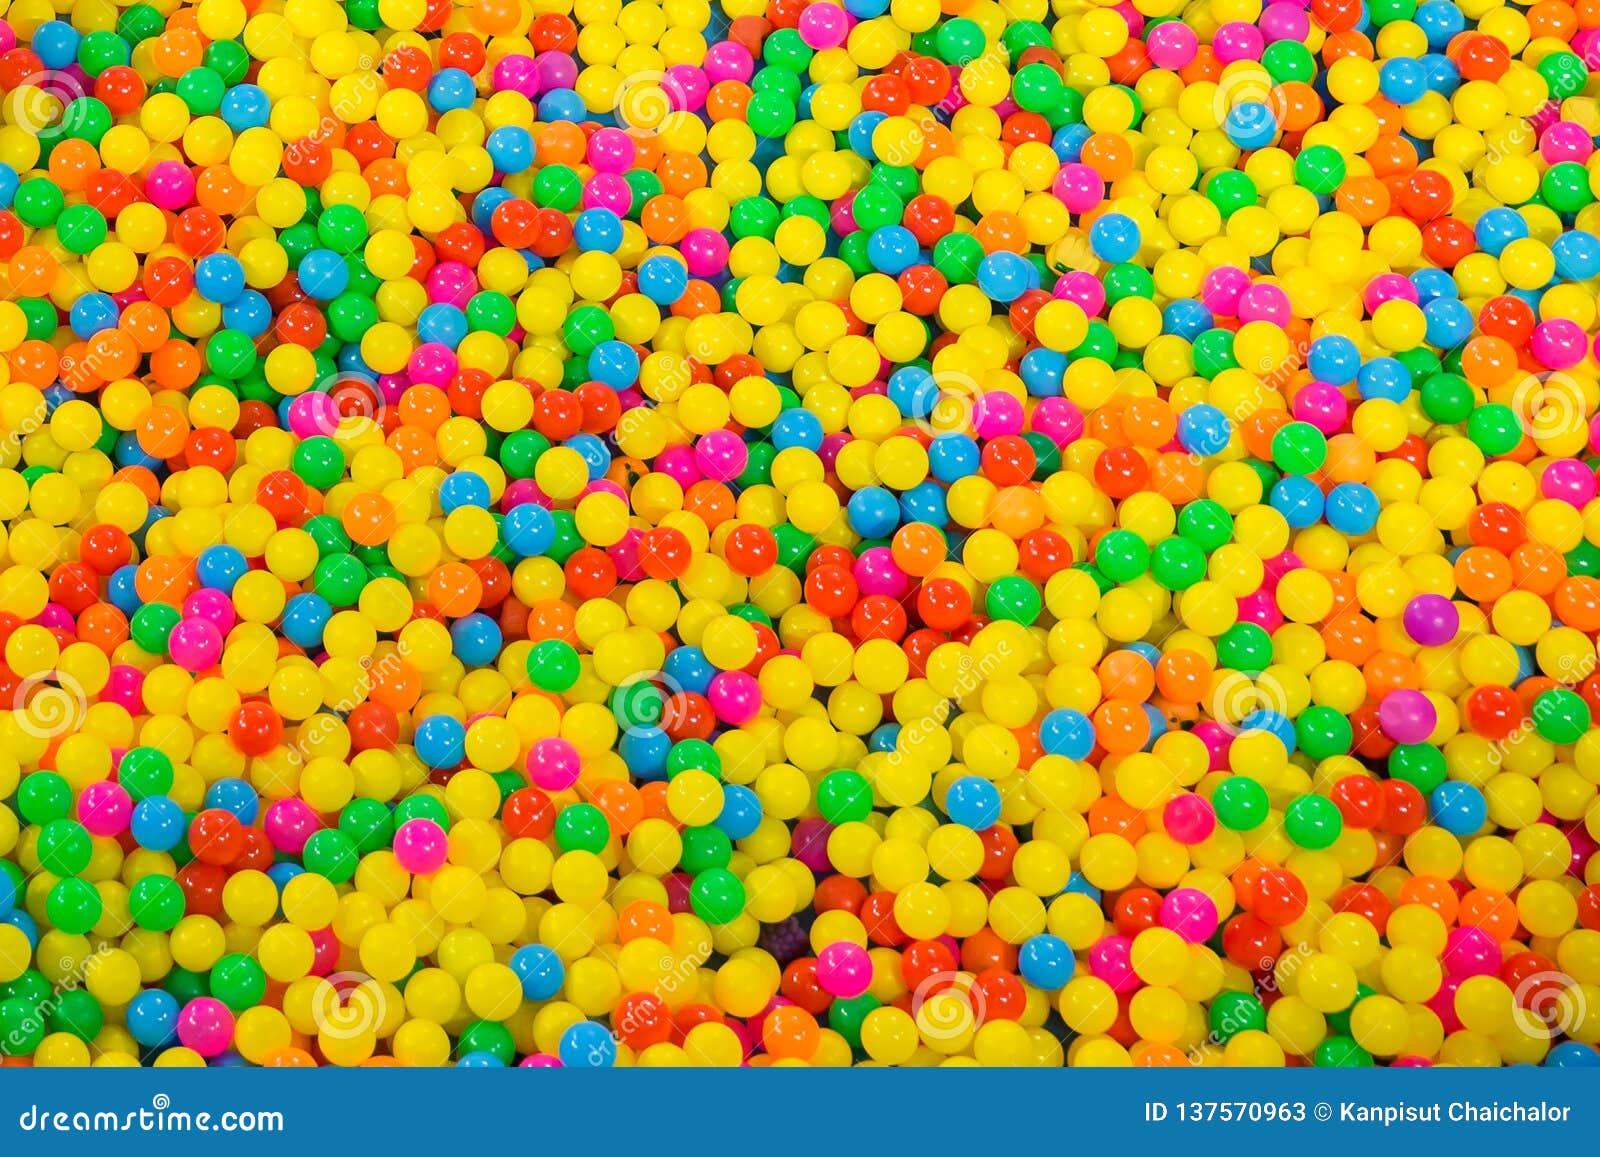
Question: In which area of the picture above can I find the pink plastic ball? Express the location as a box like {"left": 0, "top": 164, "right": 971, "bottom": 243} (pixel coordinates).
{"left": 1087, "top": 935, "right": 1139, "bottom": 993}
{"left": 1054, "top": 270, "right": 1105, "bottom": 316}
{"left": 1378, "top": 688, "right": 1436, "bottom": 745}
{"left": 145, "top": 161, "right": 196, "bottom": 210}
{"left": 78, "top": 781, "right": 133, "bottom": 837}
{"left": 1212, "top": 21, "right": 1264, "bottom": 62}
{"left": 263, "top": 798, "right": 318, "bottom": 854}
{"left": 1031, "top": 397, "right": 1084, "bottom": 446}
{"left": 1443, "top": 926, "right": 1502, "bottom": 978}
{"left": 1160, "top": 887, "right": 1219, "bottom": 943}
{"left": 1162, "top": 794, "right": 1216, "bottom": 845}
{"left": 166, "top": 618, "right": 223, "bottom": 672}
{"left": 527, "top": 737, "right": 581, "bottom": 791}
{"left": 853, "top": 547, "right": 909, "bottom": 598}
{"left": 1145, "top": 22, "right": 1197, "bottom": 69}
{"left": 707, "top": 670, "right": 760, "bottom": 725}
{"left": 1236, "top": 283, "right": 1290, "bottom": 325}
{"left": 1201, "top": 266, "right": 1250, "bottom": 315}
{"left": 176, "top": 997, "right": 235, "bottom": 1056}
{"left": 693, "top": 428, "right": 747, "bottom": 482}
{"left": 392, "top": 818, "right": 449, "bottom": 874}
{"left": 1530, "top": 318, "right": 1586, "bottom": 369}
{"left": 287, "top": 391, "right": 341, "bottom": 437}
{"left": 681, "top": 228, "right": 730, "bottom": 277}
{"left": 1052, "top": 163, "right": 1104, "bottom": 214}
{"left": 102, "top": 664, "right": 146, "bottom": 714}
{"left": 1540, "top": 459, "right": 1597, "bottom": 507}
{"left": 797, "top": 2, "right": 850, "bottom": 48}
{"left": 816, "top": 941, "right": 873, "bottom": 998}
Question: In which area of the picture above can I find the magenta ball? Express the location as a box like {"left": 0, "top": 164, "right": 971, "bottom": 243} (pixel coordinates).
{"left": 815, "top": 941, "right": 873, "bottom": 998}
{"left": 166, "top": 617, "right": 223, "bottom": 672}
{"left": 527, "top": 737, "right": 581, "bottom": 791}
{"left": 1402, "top": 593, "right": 1459, "bottom": 645}
{"left": 707, "top": 670, "right": 760, "bottom": 725}
{"left": 1442, "top": 926, "right": 1502, "bottom": 979}
{"left": 392, "top": 817, "right": 449, "bottom": 874}
{"left": 176, "top": 997, "right": 235, "bottom": 1056}
{"left": 1159, "top": 887, "right": 1219, "bottom": 943}
{"left": 1378, "top": 688, "right": 1436, "bottom": 744}
{"left": 78, "top": 780, "right": 132, "bottom": 837}
{"left": 1162, "top": 794, "right": 1216, "bottom": 845}
{"left": 1541, "top": 458, "right": 1598, "bottom": 507}
{"left": 1087, "top": 935, "right": 1139, "bottom": 993}
{"left": 1145, "top": 21, "right": 1197, "bottom": 68}
{"left": 263, "top": 799, "right": 318, "bottom": 854}
{"left": 145, "top": 161, "right": 196, "bottom": 210}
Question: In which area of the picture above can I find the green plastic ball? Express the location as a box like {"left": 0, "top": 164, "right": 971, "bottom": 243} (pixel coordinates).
{"left": 689, "top": 868, "right": 746, "bottom": 925}
{"left": 526, "top": 639, "right": 581, "bottom": 692}
{"left": 1212, "top": 776, "right": 1270, "bottom": 831}
{"left": 816, "top": 770, "right": 872, "bottom": 824}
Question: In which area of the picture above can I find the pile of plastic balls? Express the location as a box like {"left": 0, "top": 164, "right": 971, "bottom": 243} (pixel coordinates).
{"left": 0, "top": 0, "right": 1597, "bottom": 1069}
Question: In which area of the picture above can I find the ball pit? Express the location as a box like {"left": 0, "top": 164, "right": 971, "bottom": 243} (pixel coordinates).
{"left": 0, "top": 0, "right": 1595, "bottom": 1073}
